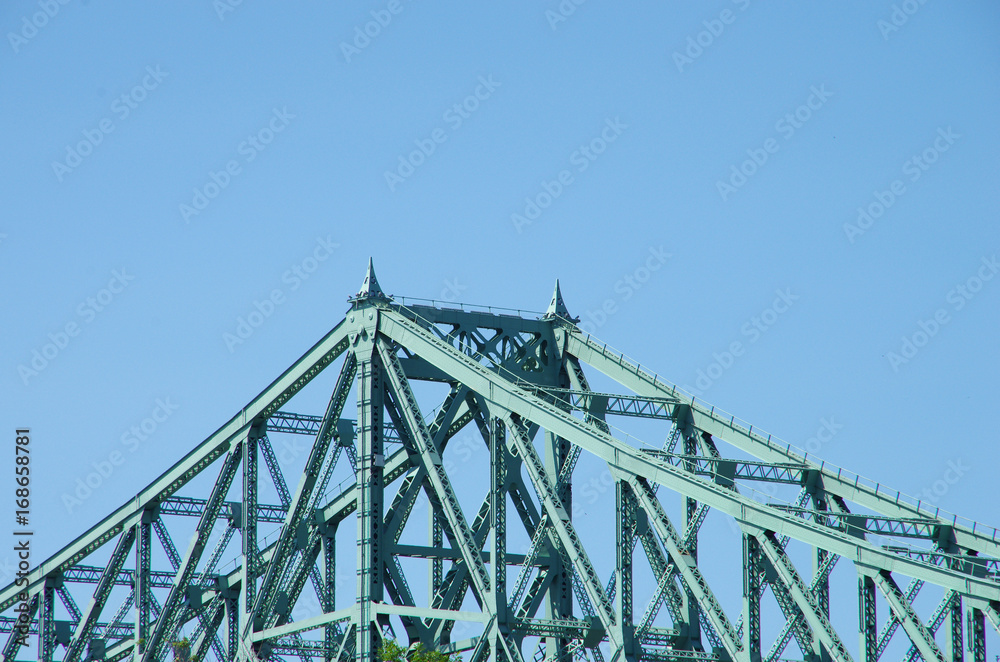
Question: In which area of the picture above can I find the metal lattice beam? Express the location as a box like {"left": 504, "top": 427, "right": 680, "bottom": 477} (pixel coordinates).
{"left": 4, "top": 271, "right": 998, "bottom": 662}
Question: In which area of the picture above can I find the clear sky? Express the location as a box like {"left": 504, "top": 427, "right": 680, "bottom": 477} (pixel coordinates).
{"left": 2, "top": 0, "right": 998, "bottom": 657}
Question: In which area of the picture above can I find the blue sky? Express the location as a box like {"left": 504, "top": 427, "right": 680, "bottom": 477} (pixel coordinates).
{"left": 2, "top": 0, "right": 998, "bottom": 656}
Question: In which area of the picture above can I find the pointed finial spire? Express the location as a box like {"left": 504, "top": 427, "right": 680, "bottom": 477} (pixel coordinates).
{"left": 351, "top": 258, "right": 389, "bottom": 302}
{"left": 544, "top": 279, "right": 579, "bottom": 322}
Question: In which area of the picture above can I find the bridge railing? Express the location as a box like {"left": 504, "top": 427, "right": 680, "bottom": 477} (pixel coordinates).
{"left": 392, "top": 295, "right": 546, "bottom": 319}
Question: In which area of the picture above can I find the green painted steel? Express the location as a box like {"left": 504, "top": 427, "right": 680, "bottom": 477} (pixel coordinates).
{"left": 1, "top": 264, "right": 997, "bottom": 662}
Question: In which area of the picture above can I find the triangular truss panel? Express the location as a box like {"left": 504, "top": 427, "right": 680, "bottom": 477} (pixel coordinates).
{"left": 3, "top": 266, "right": 999, "bottom": 662}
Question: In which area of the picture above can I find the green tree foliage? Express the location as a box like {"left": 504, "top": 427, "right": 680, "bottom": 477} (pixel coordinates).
{"left": 377, "top": 639, "right": 462, "bottom": 662}
{"left": 170, "top": 637, "right": 191, "bottom": 662}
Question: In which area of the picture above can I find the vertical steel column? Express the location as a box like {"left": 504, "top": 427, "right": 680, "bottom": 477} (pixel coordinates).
{"left": 226, "top": 596, "right": 239, "bottom": 661}
{"left": 135, "top": 510, "right": 154, "bottom": 655}
{"left": 615, "top": 481, "right": 635, "bottom": 653}
{"left": 323, "top": 525, "right": 337, "bottom": 662}
{"left": 241, "top": 425, "right": 260, "bottom": 645}
{"left": 38, "top": 581, "right": 54, "bottom": 662}
{"left": 430, "top": 511, "right": 443, "bottom": 600}
{"left": 946, "top": 595, "right": 963, "bottom": 662}
{"left": 813, "top": 495, "right": 831, "bottom": 662}
{"left": 859, "top": 574, "right": 877, "bottom": 662}
{"left": 491, "top": 418, "right": 507, "bottom": 656}
{"left": 682, "top": 431, "right": 701, "bottom": 648}
{"left": 966, "top": 607, "right": 984, "bottom": 662}
{"left": 356, "top": 349, "right": 384, "bottom": 661}
{"left": 742, "top": 534, "right": 762, "bottom": 662}
{"left": 544, "top": 430, "right": 572, "bottom": 659}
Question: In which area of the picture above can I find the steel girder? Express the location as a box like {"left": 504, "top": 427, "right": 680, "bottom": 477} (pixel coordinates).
{"left": 0, "top": 318, "right": 353, "bottom": 613}
{"left": 376, "top": 309, "right": 1000, "bottom": 599}
{"left": 563, "top": 335, "right": 1000, "bottom": 561}
{"left": 3, "top": 269, "right": 999, "bottom": 662}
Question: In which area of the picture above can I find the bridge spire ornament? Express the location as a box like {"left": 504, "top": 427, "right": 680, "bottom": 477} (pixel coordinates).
{"left": 543, "top": 278, "right": 579, "bottom": 323}
{"left": 351, "top": 257, "right": 389, "bottom": 303}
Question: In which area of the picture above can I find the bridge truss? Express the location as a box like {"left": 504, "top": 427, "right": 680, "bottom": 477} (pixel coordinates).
{"left": 3, "top": 262, "right": 998, "bottom": 662}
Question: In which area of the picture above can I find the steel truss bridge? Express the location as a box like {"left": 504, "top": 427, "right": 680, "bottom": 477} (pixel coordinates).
{"left": 3, "top": 263, "right": 998, "bottom": 662}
